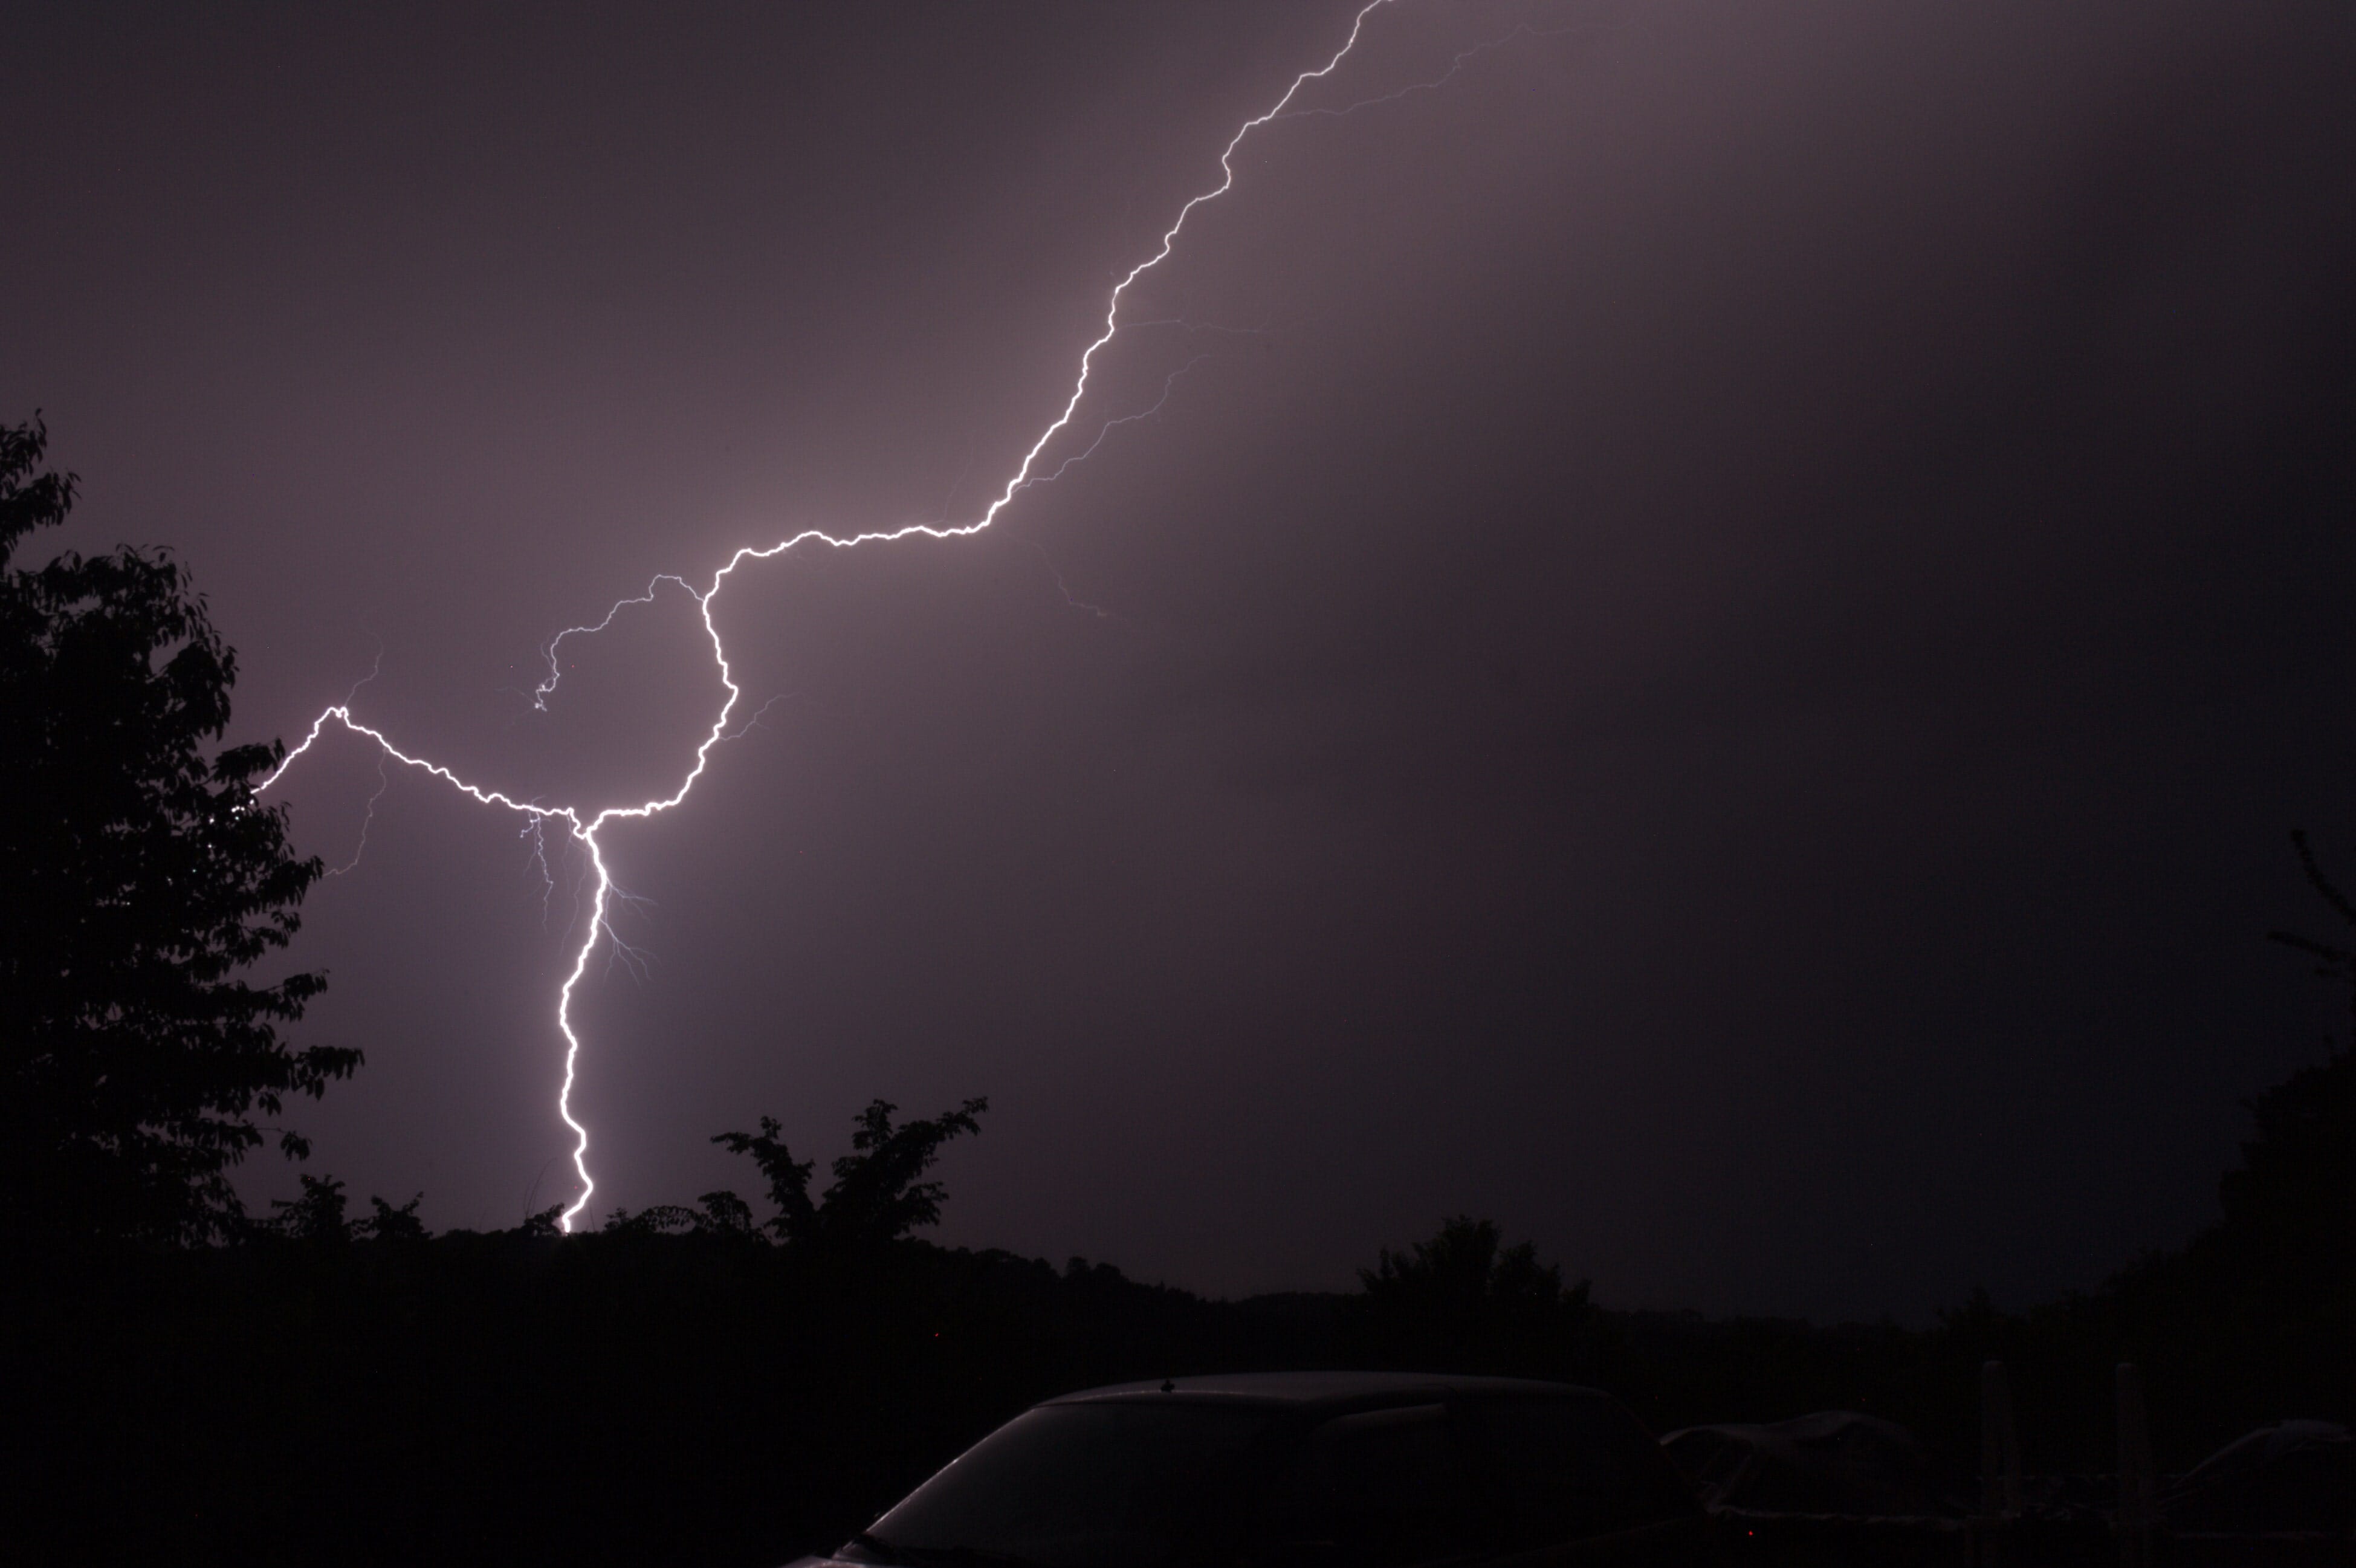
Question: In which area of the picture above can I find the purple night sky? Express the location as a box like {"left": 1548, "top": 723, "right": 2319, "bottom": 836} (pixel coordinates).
{"left": 5, "top": 0, "right": 2353, "bottom": 1320}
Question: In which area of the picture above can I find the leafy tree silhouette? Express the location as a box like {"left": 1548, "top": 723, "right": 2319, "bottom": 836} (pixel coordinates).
{"left": 2268, "top": 828, "right": 2356, "bottom": 1058}
{"left": 0, "top": 416, "right": 357, "bottom": 1246}
{"left": 600, "top": 1188, "right": 756, "bottom": 1236}
{"left": 256, "top": 1175, "right": 429, "bottom": 1242}
{"left": 1362, "top": 1214, "right": 1583, "bottom": 1314}
{"left": 265, "top": 1173, "right": 352, "bottom": 1243}
{"left": 1357, "top": 1215, "right": 1593, "bottom": 1374}
{"left": 360, "top": 1191, "right": 428, "bottom": 1241}
{"left": 2223, "top": 831, "right": 2356, "bottom": 1255}
{"left": 714, "top": 1096, "right": 988, "bottom": 1250}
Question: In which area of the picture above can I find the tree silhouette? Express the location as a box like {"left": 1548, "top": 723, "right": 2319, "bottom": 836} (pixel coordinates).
{"left": 265, "top": 1173, "right": 352, "bottom": 1243}
{"left": 0, "top": 415, "right": 357, "bottom": 1246}
{"left": 1357, "top": 1215, "right": 1593, "bottom": 1373}
{"left": 714, "top": 1096, "right": 988, "bottom": 1249}
{"left": 598, "top": 1190, "right": 752, "bottom": 1236}
{"left": 2220, "top": 831, "right": 2356, "bottom": 1259}
{"left": 2268, "top": 828, "right": 2356, "bottom": 1057}
{"left": 360, "top": 1191, "right": 428, "bottom": 1241}
{"left": 1361, "top": 1214, "right": 1582, "bottom": 1314}
{"left": 257, "top": 1175, "right": 428, "bottom": 1243}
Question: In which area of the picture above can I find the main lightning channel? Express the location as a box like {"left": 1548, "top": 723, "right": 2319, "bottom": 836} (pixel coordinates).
{"left": 258, "top": 1, "right": 1403, "bottom": 1231}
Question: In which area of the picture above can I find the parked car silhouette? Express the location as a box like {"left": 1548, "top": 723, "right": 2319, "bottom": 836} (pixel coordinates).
{"left": 792, "top": 1371, "right": 1709, "bottom": 1567}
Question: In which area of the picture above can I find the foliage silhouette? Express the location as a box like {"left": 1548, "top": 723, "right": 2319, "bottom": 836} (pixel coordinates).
{"left": 2267, "top": 828, "right": 2356, "bottom": 1057}
{"left": 1354, "top": 1214, "right": 1595, "bottom": 1376}
{"left": 2215, "top": 832, "right": 2356, "bottom": 1262}
{"left": 600, "top": 1187, "right": 757, "bottom": 1236}
{"left": 359, "top": 1190, "right": 427, "bottom": 1241}
{"left": 714, "top": 1095, "right": 989, "bottom": 1250}
{"left": 0, "top": 415, "right": 355, "bottom": 1246}
{"left": 1361, "top": 1213, "right": 1578, "bottom": 1309}
{"left": 254, "top": 1174, "right": 427, "bottom": 1243}
{"left": 2218, "top": 1051, "right": 2356, "bottom": 1245}
{"left": 265, "top": 1173, "right": 352, "bottom": 1243}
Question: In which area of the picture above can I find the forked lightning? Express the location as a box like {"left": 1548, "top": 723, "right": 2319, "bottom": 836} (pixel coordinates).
{"left": 261, "top": 0, "right": 1539, "bottom": 1229}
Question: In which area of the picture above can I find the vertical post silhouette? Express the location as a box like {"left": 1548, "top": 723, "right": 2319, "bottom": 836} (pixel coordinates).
{"left": 1973, "top": 1359, "right": 2024, "bottom": 1567}
{"left": 2115, "top": 1362, "right": 2155, "bottom": 1568}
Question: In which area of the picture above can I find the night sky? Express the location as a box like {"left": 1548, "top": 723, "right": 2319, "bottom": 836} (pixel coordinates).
{"left": 6, "top": 0, "right": 2354, "bottom": 1322}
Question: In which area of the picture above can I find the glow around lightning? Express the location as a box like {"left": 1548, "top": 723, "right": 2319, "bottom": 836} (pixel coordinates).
{"left": 257, "top": 0, "right": 1427, "bottom": 1231}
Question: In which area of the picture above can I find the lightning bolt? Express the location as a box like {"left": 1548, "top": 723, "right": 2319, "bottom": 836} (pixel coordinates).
{"left": 258, "top": 0, "right": 1534, "bottom": 1231}
{"left": 325, "top": 753, "right": 390, "bottom": 878}
{"left": 1275, "top": 13, "right": 1610, "bottom": 123}
{"left": 1023, "top": 353, "right": 1208, "bottom": 494}
{"left": 322, "top": 646, "right": 387, "bottom": 876}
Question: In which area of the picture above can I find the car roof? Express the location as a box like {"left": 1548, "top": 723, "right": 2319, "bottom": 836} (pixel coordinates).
{"left": 1044, "top": 1371, "right": 1613, "bottom": 1414}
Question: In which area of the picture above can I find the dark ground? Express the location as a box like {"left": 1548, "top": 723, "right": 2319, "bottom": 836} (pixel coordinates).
{"left": 10, "top": 1052, "right": 2351, "bottom": 1568}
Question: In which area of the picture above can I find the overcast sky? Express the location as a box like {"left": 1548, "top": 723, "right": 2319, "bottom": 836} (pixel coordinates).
{"left": 5, "top": 0, "right": 2353, "bottom": 1321}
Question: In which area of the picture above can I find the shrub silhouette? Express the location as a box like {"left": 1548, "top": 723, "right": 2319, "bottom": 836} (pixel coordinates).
{"left": 256, "top": 1174, "right": 427, "bottom": 1243}
{"left": 265, "top": 1173, "right": 351, "bottom": 1243}
{"left": 713, "top": 1095, "right": 989, "bottom": 1250}
{"left": 1356, "top": 1214, "right": 1594, "bottom": 1375}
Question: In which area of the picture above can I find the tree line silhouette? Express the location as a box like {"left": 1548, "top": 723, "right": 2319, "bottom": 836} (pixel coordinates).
{"left": 5, "top": 415, "right": 2351, "bottom": 1565}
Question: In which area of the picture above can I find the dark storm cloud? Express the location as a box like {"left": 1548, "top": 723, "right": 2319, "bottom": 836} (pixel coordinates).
{"left": 3, "top": 1, "right": 2351, "bottom": 1319}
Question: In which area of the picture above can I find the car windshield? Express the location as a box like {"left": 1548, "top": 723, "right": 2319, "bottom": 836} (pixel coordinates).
{"left": 855, "top": 1401, "right": 1278, "bottom": 1568}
